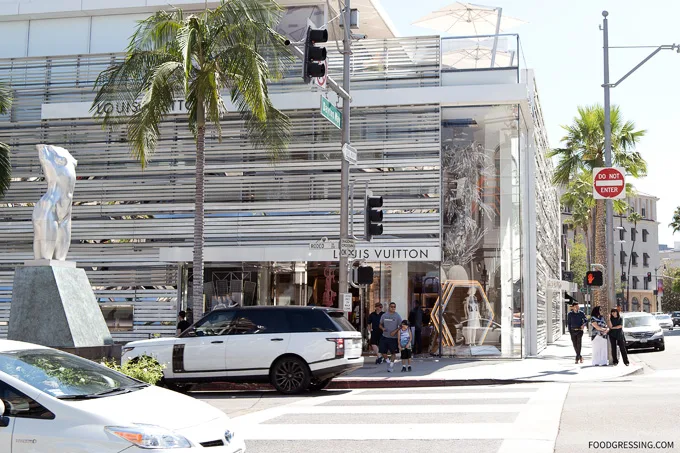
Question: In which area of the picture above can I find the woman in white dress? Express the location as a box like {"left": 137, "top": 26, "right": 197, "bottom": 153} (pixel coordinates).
{"left": 590, "top": 306, "right": 610, "bottom": 366}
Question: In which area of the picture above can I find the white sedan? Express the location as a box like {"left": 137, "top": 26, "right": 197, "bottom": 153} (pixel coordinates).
{"left": 0, "top": 339, "right": 245, "bottom": 452}
{"left": 655, "top": 314, "right": 674, "bottom": 330}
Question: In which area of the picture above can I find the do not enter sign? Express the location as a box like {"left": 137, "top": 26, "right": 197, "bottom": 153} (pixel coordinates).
{"left": 593, "top": 167, "right": 626, "bottom": 199}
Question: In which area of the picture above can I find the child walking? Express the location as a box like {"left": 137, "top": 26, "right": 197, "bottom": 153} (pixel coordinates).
{"left": 399, "top": 320, "right": 413, "bottom": 372}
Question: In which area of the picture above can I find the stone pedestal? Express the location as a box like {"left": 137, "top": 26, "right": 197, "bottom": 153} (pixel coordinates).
{"left": 8, "top": 263, "right": 113, "bottom": 348}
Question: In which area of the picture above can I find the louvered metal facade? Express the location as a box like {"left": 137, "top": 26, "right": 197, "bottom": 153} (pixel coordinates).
{"left": 0, "top": 37, "right": 443, "bottom": 342}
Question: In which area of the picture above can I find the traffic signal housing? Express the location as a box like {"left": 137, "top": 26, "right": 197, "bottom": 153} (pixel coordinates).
{"left": 647, "top": 272, "right": 652, "bottom": 282}
{"left": 303, "top": 27, "right": 328, "bottom": 83}
{"left": 585, "top": 270, "right": 603, "bottom": 287}
{"left": 354, "top": 266, "right": 374, "bottom": 285}
{"left": 365, "top": 195, "right": 383, "bottom": 242}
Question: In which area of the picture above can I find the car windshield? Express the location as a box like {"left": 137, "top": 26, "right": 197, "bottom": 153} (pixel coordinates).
{"left": 0, "top": 349, "right": 145, "bottom": 399}
{"left": 623, "top": 316, "right": 656, "bottom": 328}
{"left": 656, "top": 315, "right": 671, "bottom": 320}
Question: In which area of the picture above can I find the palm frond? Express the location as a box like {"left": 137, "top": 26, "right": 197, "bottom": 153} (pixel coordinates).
{"left": 241, "top": 100, "right": 290, "bottom": 160}
{"left": 91, "top": 51, "right": 180, "bottom": 124}
{"left": 129, "top": 9, "right": 185, "bottom": 52}
{"left": 0, "top": 82, "right": 11, "bottom": 115}
{"left": 0, "top": 141, "right": 10, "bottom": 198}
{"left": 127, "top": 61, "right": 183, "bottom": 167}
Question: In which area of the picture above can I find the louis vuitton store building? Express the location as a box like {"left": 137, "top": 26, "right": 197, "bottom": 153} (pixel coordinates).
{"left": 0, "top": 2, "right": 562, "bottom": 358}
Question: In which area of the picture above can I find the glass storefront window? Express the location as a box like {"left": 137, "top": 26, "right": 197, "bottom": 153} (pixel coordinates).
{"left": 439, "top": 105, "right": 523, "bottom": 358}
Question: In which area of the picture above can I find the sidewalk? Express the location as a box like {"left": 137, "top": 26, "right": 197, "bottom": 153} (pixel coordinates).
{"left": 328, "top": 334, "right": 643, "bottom": 389}
{"left": 193, "top": 334, "right": 643, "bottom": 392}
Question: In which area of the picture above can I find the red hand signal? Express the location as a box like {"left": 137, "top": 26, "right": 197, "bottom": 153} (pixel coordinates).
{"left": 587, "top": 274, "right": 594, "bottom": 284}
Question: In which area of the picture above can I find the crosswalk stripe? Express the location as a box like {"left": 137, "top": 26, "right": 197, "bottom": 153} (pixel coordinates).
{"left": 251, "top": 405, "right": 524, "bottom": 414}
{"left": 311, "top": 392, "right": 537, "bottom": 400}
{"left": 231, "top": 382, "right": 569, "bottom": 453}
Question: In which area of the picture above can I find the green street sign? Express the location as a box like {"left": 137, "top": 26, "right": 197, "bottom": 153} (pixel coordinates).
{"left": 580, "top": 287, "right": 589, "bottom": 294}
{"left": 321, "top": 96, "right": 342, "bottom": 129}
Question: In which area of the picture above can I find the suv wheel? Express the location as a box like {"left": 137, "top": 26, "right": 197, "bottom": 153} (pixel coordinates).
{"left": 161, "top": 380, "right": 194, "bottom": 394}
{"left": 308, "top": 378, "right": 332, "bottom": 392}
{"left": 271, "top": 357, "right": 310, "bottom": 394}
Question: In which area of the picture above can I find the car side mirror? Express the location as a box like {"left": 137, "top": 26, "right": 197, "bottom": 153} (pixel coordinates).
{"left": 0, "top": 400, "right": 9, "bottom": 428}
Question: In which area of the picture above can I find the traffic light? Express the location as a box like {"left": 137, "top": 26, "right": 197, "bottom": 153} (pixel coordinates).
{"left": 647, "top": 272, "right": 652, "bottom": 283}
{"left": 354, "top": 266, "right": 374, "bottom": 285}
{"left": 563, "top": 271, "right": 574, "bottom": 282}
{"left": 303, "top": 27, "right": 328, "bottom": 83}
{"left": 585, "top": 270, "right": 603, "bottom": 287}
{"left": 621, "top": 272, "right": 626, "bottom": 282}
{"left": 365, "top": 195, "right": 383, "bottom": 242}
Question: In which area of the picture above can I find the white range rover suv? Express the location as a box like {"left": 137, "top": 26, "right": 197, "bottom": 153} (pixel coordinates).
{"left": 122, "top": 306, "right": 364, "bottom": 394}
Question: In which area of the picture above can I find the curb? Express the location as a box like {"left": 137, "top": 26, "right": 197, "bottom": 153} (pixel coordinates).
{"left": 191, "top": 378, "right": 547, "bottom": 393}
{"left": 190, "top": 363, "right": 643, "bottom": 392}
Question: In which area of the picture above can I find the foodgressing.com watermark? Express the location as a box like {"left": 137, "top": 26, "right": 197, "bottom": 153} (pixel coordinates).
{"left": 589, "top": 441, "right": 675, "bottom": 450}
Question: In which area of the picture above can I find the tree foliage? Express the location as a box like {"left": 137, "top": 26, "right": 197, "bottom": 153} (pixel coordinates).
{"left": 0, "top": 81, "right": 12, "bottom": 198}
{"left": 91, "top": 0, "right": 292, "bottom": 317}
{"left": 670, "top": 207, "right": 680, "bottom": 235}
{"left": 551, "top": 105, "right": 647, "bottom": 312}
{"left": 101, "top": 355, "right": 165, "bottom": 385}
{"left": 569, "top": 234, "right": 588, "bottom": 289}
{"left": 661, "top": 268, "right": 680, "bottom": 313}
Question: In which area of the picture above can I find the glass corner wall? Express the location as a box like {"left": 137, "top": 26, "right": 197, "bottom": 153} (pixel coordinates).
{"left": 437, "top": 104, "right": 523, "bottom": 358}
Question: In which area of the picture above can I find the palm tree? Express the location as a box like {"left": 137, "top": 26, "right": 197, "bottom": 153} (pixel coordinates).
{"left": 0, "top": 82, "right": 12, "bottom": 198}
{"left": 92, "top": 0, "right": 292, "bottom": 318}
{"left": 550, "top": 105, "right": 647, "bottom": 313}
{"left": 625, "top": 211, "right": 643, "bottom": 310}
{"left": 561, "top": 171, "right": 595, "bottom": 267}
{"left": 670, "top": 207, "right": 680, "bottom": 234}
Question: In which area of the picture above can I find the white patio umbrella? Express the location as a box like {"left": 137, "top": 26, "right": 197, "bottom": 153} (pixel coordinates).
{"left": 442, "top": 45, "right": 514, "bottom": 69}
{"left": 412, "top": 2, "right": 526, "bottom": 66}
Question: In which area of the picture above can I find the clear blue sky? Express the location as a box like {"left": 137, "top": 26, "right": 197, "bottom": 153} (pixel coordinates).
{"left": 383, "top": 0, "right": 680, "bottom": 248}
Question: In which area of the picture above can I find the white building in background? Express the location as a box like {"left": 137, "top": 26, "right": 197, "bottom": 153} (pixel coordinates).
{"left": 0, "top": 0, "right": 562, "bottom": 357}
{"left": 562, "top": 192, "right": 660, "bottom": 312}
{"left": 659, "top": 242, "right": 680, "bottom": 270}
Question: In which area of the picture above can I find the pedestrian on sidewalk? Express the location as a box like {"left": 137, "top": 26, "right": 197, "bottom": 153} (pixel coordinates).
{"left": 367, "top": 302, "right": 384, "bottom": 364}
{"left": 379, "top": 302, "right": 402, "bottom": 372}
{"left": 590, "top": 306, "right": 610, "bottom": 366}
{"left": 399, "top": 320, "right": 413, "bottom": 372}
{"left": 567, "top": 301, "right": 588, "bottom": 364}
{"left": 608, "top": 308, "right": 629, "bottom": 366}
{"left": 408, "top": 301, "right": 424, "bottom": 355}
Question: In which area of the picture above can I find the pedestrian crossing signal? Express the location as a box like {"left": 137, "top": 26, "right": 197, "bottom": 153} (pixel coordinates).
{"left": 585, "top": 271, "right": 603, "bottom": 287}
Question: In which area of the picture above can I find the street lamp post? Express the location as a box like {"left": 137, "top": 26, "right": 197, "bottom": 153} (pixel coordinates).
{"left": 600, "top": 10, "right": 678, "bottom": 315}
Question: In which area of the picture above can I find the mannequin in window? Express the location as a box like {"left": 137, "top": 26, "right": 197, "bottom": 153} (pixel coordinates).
{"left": 464, "top": 287, "right": 480, "bottom": 346}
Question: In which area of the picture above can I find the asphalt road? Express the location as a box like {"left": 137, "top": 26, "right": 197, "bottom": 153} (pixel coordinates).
{"left": 193, "top": 328, "right": 680, "bottom": 453}
{"left": 555, "top": 327, "right": 680, "bottom": 453}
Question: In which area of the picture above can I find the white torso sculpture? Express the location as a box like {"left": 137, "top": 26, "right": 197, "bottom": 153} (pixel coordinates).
{"left": 32, "top": 144, "right": 77, "bottom": 260}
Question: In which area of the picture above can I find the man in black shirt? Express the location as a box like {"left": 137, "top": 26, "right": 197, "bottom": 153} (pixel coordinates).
{"left": 566, "top": 301, "right": 588, "bottom": 364}
{"left": 367, "top": 303, "right": 384, "bottom": 364}
{"left": 176, "top": 310, "right": 191, "bottom": 336}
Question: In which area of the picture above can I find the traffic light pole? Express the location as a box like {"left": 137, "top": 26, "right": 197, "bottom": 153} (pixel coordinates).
{"left": 600, "top": 10, "right": 679, "bottom": 316}
{"left": 288, "top": 7, "right": 353, "bottom": 297}
{"left": 338, "top": 0, "right": 352, "bottom": 295}
{"left": 602, "top": 12, "right": 616, "bottom": 317}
